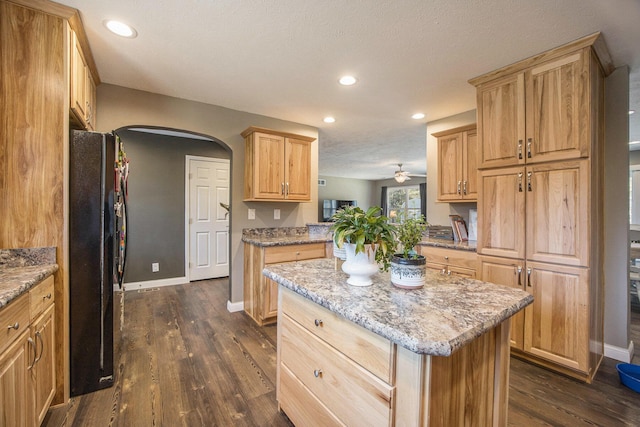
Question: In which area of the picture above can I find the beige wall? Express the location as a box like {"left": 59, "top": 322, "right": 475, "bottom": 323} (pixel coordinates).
{"left": 425, "top": 110, "right": 477, "bottom": 227}
{"left": 96, "top": 84, "right": 319, "bottom": 304}
{"left": 318, "top": 175, "right": 377, "bottom": 219}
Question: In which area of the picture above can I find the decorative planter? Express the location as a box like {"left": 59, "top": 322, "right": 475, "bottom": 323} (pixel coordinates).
{"left": 390, "top": 255, "right": 426, "bottom": 289}
{"left": 341, "top": 243, "right": 379, "bottom": 286}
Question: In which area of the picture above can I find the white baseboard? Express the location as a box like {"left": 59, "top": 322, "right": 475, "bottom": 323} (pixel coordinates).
{"left": 604, "top": 341, "right": 635, "bottom": 363}
{"left": 227, "top": 300, "right": 244, "bottom": 313}
{"left": 123, "top": 276, "right": 188, "bottom": 291}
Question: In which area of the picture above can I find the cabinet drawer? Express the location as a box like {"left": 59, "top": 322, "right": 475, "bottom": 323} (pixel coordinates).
{"left": 421, "top": 246, "right": 477, "bottom": 270}
{"left": 30, "top": 276, "right": 54, "bottom": 320}
{"left": 281, "top": 316, "right": 393, "bottom": 427}
{"left": 281, "top": 288, "right": 393, "bottom": 383}
{"left": 279, "top": 364, "right": 345, "bottom": 427}
{"left": 264, "top": 243, "right": 326, "bottom": 264}
{"left": 0, "top": 293, "right": 30, "bottom": 355}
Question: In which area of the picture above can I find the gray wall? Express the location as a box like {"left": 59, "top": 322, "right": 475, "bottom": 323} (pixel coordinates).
{"left": 425, "top": 110, "right": 477, "bottom": 226}
{"left": 317, "top": 175, "right": 377, "bottom": 219}
{"left": 118, "top": 129, "right": 229, "bottom": 283}
{"left": 630, "top": 150, "right": 640, "bottom": 165}
{"left": 96, "top": 84, "right": 319, "bottom": 303}
{"left": 604, "top": 66, "right": 631, "bottom": 355}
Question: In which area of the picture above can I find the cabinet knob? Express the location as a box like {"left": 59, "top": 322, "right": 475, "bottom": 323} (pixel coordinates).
{"left": 44, "top": 293, "right": 52, "bottom": 300}
{"left": 7, "top": 322, "right": 19, "bottom": 330}
{"left": 444, "top": 256, "right": 449, "bottom": 260}
{"left": 314, "top": 319, "right": 323, "bottom": 327}
{"left": 313, "top": 369, "right": 323, "bottom": 378}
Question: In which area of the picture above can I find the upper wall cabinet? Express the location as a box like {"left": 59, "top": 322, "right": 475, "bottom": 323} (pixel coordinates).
{"left": 433, "top": 124, "right": 478, "bottom": 202}
{"left": 472, "top": 43, "right": 601, "bottom": 169}
{"left": 242, "top": 127, "right": 316, "bottom": 202}
{"left": 70, "top": 29, "right": 97, "bottom": 130}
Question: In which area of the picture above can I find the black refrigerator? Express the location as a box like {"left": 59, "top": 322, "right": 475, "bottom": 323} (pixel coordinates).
{"left": 69, "top": 130, "right": 129, "bottom": 396}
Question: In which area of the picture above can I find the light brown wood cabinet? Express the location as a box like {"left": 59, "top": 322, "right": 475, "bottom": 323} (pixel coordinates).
{"left": 244, "top": 242, "right": 328, "bottom": 325}
{"left": 419, "top": 245, "right": 477, "bottom": 278}
{"left": 0, "top": 276, "right": 55, "bottom": 426}
{"left": 474, "top": 49, "right": 591, "bottom": 169}
{"left": 433, "top": 124, "right": 478, "bottom": 202}
{"left": 70, "top": 29, "right": 97, "bottom": 131}
{"left": 242, "top": 127, "right": 315, "bottom": 202}
{"left": 471, "top": 33, "right": 611, "bottom": 382}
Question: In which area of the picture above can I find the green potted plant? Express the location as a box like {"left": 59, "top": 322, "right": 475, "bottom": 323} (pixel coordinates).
{"left": 390, "top": 215, "right": 428, "bottom": 289}
{"left": 330, "top": 206, "right": 397, "bottom": 286}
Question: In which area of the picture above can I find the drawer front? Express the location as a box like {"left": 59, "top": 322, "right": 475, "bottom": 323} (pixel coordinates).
{"left": 281, "top": 288, "right": 393, "bottom": 383}
{"left": 0, "top": 293, "right": 30, "bottom": 354}
{"left": 279, "top": 364, "right": 345, "bottom": 427}
{"left": 421, "top": 246, "right": 477, "bottom": 270}
{"left": 30, "top": 276, "right": 55, "bottom": 320}
{"left": 264, "top": 243, "right": 326, "bottom": 264}
{"left": 281, "top": 316, "right": 393, "bottom": 427}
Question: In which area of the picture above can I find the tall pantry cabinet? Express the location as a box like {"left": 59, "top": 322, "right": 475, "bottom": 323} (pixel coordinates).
{"left": 469, "top": 33, "right": 613, "bottom": 382}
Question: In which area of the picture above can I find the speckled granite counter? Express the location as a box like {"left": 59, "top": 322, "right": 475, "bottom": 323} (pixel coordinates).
{"left": 418, "top": 237, "right": 477, "bottom": 252}
{"left": 263, "top": 258, "right": 532, "bottom": 356}
{"left": 242, "top": 227, "right": 332, "bottom": 247}
{"left": 0, "top": 247, "right": 58, "bottom": 308}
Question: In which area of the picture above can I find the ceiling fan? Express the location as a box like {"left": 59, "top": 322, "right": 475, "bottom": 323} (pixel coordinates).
{"left": 394, "top": 164, "right": 419, "bottom": 183}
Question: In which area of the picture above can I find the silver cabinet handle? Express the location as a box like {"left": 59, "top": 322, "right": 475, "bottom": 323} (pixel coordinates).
{"left": 518, "top": 172, "right": 523, "bottom": 192}
{"left": 313, "top": 369, "right": 323, "bottom": 378}
{"left": 314, "top": 319, "right": 323, "bottom": 327}
{"left": 35, "top": 331, "right": 44, "bottom": 364}
{"left": 457, "top": 181, "right": 461, "bottom": 195}
{"left": 527, "top": 267, "right": 532, "bottom": 287}
{"left": 527, "top": 172, "right": 532, "bottom": 192}
{"left": 7, "top": 322, "right": 19, "bottom": 330}
{"left": 463, "top": 181, "right": 467, "bottom": 195}
{"left": 281, "top": 182, "right": 285, "bottom": 195}
{"left": 27, "top": 338, "right": 37, "bottom": 370}
{"left": 516, "top": 266, "right": 523, "bottom": 287}
{"left": 441, "top": 268, "right": 446, "bottom": 275}
{"left": 518, "top": 139, "right": 523, "bottom": 160}
{"left": 527, "top": 138, "right": 532, "bottom": 158}
{"left": 286, "top": 182, "right": 289, "bottom": 196}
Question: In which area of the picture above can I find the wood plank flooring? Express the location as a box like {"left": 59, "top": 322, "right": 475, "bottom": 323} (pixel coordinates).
{"left": 44, "top": 279, "right": 640, "bottom": 427}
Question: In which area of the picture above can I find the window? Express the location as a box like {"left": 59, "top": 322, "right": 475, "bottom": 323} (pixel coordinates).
{"left": 386, "top": 186, "right": 421, "bottom": 223}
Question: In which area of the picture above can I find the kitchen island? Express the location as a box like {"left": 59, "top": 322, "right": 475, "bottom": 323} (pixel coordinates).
{"left": 263, "top": 258, "right": 533, "bottom": 426}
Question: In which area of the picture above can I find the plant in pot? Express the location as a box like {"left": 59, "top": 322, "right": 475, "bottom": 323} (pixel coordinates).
{"left": 331, "top": 206, "right": 397, "bottom": 286}
{"left": 390, "top": 215, "right": 428, "bottom": 289}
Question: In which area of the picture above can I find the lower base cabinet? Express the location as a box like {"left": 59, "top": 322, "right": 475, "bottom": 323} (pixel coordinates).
{"left": 0, "top": 276, "right": 56, "bottom": 427}
{"left": 479, "top": 255, "right": 596, "bottom": 381}
{"left": 420, "top": 245, "right": 477, "bottom": 278}
{"left": 277, "top": 287, "right": 512, "bottom": 426}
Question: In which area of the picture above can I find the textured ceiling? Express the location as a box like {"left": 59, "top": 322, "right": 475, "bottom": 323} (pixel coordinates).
{"left": 58, "top": 0, "right": 640, "bottom": 179}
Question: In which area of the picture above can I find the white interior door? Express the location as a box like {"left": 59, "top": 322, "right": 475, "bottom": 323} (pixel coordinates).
{"left": 188, "top": 157, "right": 230, "bottom": 280}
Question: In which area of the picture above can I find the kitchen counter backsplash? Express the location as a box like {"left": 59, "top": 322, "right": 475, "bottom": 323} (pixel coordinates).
{"left": 0, "top": 247, "right": 57, "bottom": 267}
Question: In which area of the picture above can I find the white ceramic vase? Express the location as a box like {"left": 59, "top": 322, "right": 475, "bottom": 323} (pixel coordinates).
{"left": 341, "top": 243, "right": 379, "bottom": 286}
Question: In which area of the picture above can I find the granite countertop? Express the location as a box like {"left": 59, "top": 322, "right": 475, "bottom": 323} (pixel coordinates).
{"left": 263, "top": 258, "right": 532, "bottom": 356}
{"left": 419, "top": 238, "right": 477, "bottom": 252}
{"left": 0, "top": 247, "right": 58, "bottom": 309}
{"left": 242, "top": 227, "right": 332, "bottom": 247}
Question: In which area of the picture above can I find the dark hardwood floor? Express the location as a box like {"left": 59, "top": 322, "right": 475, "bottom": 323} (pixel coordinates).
{"left": 44, "top": 280, "right": 640, "bottom": 426}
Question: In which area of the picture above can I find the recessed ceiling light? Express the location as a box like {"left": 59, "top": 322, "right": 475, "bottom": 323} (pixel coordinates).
{"left": 339, "top": 76, "right": 357, "bottom": 86}
{"left": 412, "top": 113, "right": 425, "bottom": 120}
{"left": 104, "top": 20, "right": 137, "bottom": 38}
{"left": 323, "top": 117, "right": 336, "bottom": 123}
{"left": 630, "top": 110, "right": 636, "bottom": 115}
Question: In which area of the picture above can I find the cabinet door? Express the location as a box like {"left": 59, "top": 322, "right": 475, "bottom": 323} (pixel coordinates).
{"left": 462, "top": 129, "right": 478, "bottom": 200}
{"left": 263, "top": 278, "right": 279, "bottom": 321}
{"left": 32, "top": 305, "right": 55, "bottom": 426}
{"left": 252, "top": 132, "right": 285, "bottom": 199}
{"left": 284, "top": 138, "right": 311, "bottom": 201}
{"left": 525, "top": 161, "right": 588, "bottom": 266}
{"left": 0, "top": 331, "right": 30, "bottom": 427}
{"left": 437, "top": 132, "right": 463, "bottom": 201}
{"left": 525, "top": 51, "right": 589, "bottom": 163}
{"left": 523, "top": 262, "right": 589, "bottom": 373}
{"left": 477, "top": 73, "right": 525, "bottom": 168}
{"left": 70, "top": 32, "right": 87, "bottom": 126}
{"left": 478, "top": 256, "right": 525, "bottom": 349}
{"left": 478, "top": 167, "right": 525, "bottom": 259}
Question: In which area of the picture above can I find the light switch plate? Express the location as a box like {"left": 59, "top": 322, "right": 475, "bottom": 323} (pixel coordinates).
{"left": 274, "top": 209, "right": 280, "bottom": 220}
{"left": 248, "top": 208, "right": 255, "bottom": 220}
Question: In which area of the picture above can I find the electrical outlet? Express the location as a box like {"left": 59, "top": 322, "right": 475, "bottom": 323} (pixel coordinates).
{"left": 274, "top": 209, "right": 280, "bottom": 220}
{"left": 248, "top": 208, "right": 255, "bottom": 220}
{"left": 152, "top": 262, "right": 159, "bottom": 272}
